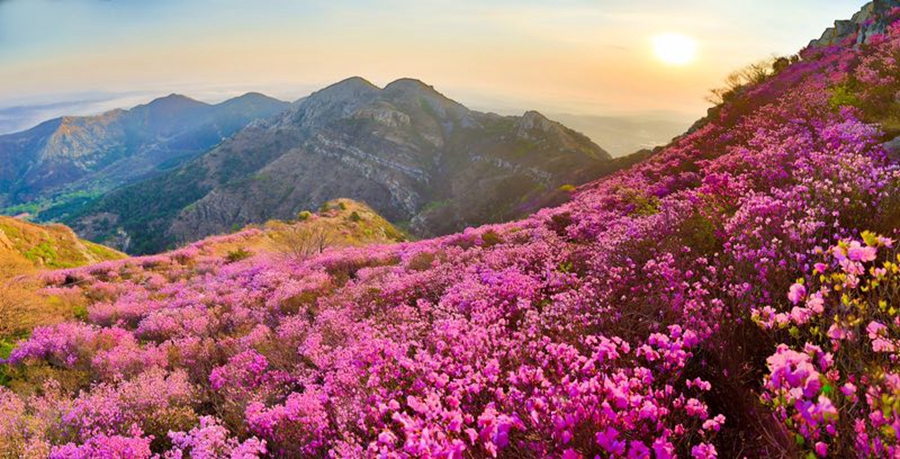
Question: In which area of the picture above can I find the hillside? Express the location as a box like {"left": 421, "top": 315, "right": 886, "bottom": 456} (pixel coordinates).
{"left": 0, "top": 216, "right": 124, "bottom": 278}
{"left": 68, "top": 78, "right": 615, "bottom": 254}
{"left": 0, "top": 199, "right": 400, "bottom": 394}
{"left": 192, "top": 198, "right": 406, "bottom": 259}
{"left": 0, "top": 217, "right": 124, "bottom": 370}
{"left": 7, "top": 3, "right": 900, "bottom": 459}
{"left": 0, "top": 93, "right": 288, "bottom": 221}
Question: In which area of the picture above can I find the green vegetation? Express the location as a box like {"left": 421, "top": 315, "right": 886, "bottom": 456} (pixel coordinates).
{"left": 0, "top": 216, "right": 125, "bottom": 273}
{"left": 1, "top": 189, "right": 106, "bottom": 222}
{"left": 23, "top": 242, "right": 62, "bottom": 267}
{"left": 621, "top": 189, "right": 661, "bottom": 217}
{"left": 481, "top": 230, "right": 503, "bottom": 247}
{"left": 422, "top": 200, "right": 450, "bottom": 214}
{"left": 513, "top": 139, "right": 536, "bottom": 157}
{"left": 226, "top": 248, "right": 253, "bottom": 263}
{"left": 829, "top": 83, "right": 861, "bottom": 109}
{"left": 0, "top": 339, "right": 13, "bottom": 386}
{"left": 84, "top": 241, "right": 122, "bottom": 260}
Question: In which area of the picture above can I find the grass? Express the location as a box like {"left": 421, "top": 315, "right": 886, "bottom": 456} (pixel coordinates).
{"left": 0, "top": 216, "right": 125, "bottom": 274}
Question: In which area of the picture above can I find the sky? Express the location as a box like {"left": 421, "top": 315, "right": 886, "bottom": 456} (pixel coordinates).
{"left": 0, "top": 0, "right": 867, "bottom": 133}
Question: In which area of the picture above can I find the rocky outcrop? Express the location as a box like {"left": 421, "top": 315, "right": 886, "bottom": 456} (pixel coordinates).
{"left": 809, "top": 0, "right": 900, "bottom": 47}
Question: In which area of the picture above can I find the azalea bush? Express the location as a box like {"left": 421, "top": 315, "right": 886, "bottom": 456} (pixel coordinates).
{"left": 756, "top": 233, "right": 900, "bottom": 457}
{"left": 4, "top": 8, "right": 900, "bottom": 459}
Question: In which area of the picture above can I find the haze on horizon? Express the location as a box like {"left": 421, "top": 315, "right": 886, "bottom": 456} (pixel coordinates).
{"left": 0, "top": 0, "right": 865, "bottom": 138}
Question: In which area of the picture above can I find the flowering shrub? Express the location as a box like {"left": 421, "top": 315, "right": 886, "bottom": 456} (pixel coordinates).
{"left": 757, "top": 233, "right": 900, "bottom": 457}
{"left": 5, "top": 7, "right": 900, "bottom": 459}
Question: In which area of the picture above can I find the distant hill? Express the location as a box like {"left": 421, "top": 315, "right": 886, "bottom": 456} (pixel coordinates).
{"left": 0, "top": 93, "right": 288, "bottom": 220}
{"left": 69, "top": 77, "right": 619, "bottom": 254}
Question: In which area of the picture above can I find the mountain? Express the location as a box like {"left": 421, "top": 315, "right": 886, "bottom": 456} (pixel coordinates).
{"left": 0, "top": 93, "right": 288, "bottom": 220}
{"left": 0, "top": 216, "right": 124, "bottom": 278}
{"left": 69, "top": 78, "right": 613, "bottom": 254}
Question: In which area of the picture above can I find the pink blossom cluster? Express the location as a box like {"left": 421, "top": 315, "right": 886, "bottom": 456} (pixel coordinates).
{"left": 758, "top": 233, "right": 900, "bottom": 456}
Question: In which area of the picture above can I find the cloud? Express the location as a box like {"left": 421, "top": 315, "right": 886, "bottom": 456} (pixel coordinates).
{"left": 0, "top": 93, "right": 153, "bottom": 134}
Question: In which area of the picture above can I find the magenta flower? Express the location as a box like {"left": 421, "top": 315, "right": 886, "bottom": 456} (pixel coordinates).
{"left": 788, "top": 283, "right": 807, "bottom": 305}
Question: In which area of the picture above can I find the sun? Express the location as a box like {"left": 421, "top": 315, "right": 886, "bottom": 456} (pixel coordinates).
{"left": 652, "top": 33, "right": 699, "bottom": 66}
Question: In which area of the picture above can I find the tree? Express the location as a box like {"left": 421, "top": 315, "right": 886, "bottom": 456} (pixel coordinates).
{"left": 271, "top": 224, "right": 334, "bottom": 262}
{"left": 706, "top": 57, "right": 795, "bottom": 105}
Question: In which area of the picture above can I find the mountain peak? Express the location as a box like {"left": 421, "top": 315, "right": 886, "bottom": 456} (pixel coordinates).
{"left": 157, "top": 93, "right": 202, "bottom": 104}
{"left": 518, "top": 110, "right": 556, "bottom": 132}
{"left": 382, "top": 78, "right": 451, "bottom": 100}
{"left": 383, "top": 78, "right": 432, "bottom": 92}
{"left": 232, "top": 92, "right": 276, "bottom": 101}
{"left": 138, "top": 93, "right": 209, "bottom": 112}
{"left": 217, "top": 92, "right": 287, "bottom": 108}
{"left": 302, "top": 77, "right": 380, "bottom": 104}
{"left": 321, "top": 76, "right": 378, "bottom": 93}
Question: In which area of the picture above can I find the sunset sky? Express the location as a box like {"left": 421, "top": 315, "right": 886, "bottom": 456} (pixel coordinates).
{"left": 0, "top": 0, "right": 866, "bottom": 131}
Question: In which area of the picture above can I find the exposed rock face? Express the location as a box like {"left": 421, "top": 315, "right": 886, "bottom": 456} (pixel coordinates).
{"left": 809, "top": 0, "right": 900, "bottom": 47}
{"left": 0, "top": 93, "right": 288, "bottom": 218}
{"left": 70, "top": 77, "right": 614, "bottom": 254}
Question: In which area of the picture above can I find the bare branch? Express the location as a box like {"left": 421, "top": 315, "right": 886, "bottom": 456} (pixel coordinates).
{"left": 271, "top": 224, "right": 335, "bottom": 262}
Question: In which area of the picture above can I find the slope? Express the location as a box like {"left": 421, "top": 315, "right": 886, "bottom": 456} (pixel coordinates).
{"left": 0, "top": 216, "right": 124, "bottom": 278}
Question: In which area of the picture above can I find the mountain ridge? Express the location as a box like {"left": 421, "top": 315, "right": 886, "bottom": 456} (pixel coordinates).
{"left": 67, "top": 77, "right": 616, "bottom": 254}
{"left": 0, "top": 92, "right": 290, "bottom": 219}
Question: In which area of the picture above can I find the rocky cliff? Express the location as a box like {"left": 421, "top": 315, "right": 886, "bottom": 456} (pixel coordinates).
{"left": 809, "top": 0, "right": 900, "bottom": 47}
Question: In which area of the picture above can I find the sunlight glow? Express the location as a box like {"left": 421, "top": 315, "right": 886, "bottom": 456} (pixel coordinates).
{"left": 652, "top": 33, "right": 699, "bottom": 66}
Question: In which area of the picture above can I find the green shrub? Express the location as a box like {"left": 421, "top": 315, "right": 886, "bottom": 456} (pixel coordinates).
{"left": 298, "top": 211, "right": 312, "bottom": 221}
{"left": 0, "top": 340, "right": 14, "bottom": 386}
{"left": 348, "top": 211, "right": 362, "bottom": 222}
{"left": 481, "top": 230, "right": 503, "bottom": 247}
{"left": 621, "top": 189, "right": 660, "bottom": 217}
{"left": 226, "top": 248, "right": 253, "bottom": 263}
{"left": 829, "top": 84, "right": 861, "bottom": 109}
{"left": 407, "top": 252, "right": 436, "bottom": 271}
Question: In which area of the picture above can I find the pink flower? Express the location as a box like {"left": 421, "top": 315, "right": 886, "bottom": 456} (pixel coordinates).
{"left": 691, "top": 442, "right": 717, "bottom": 459}
{"left": 788, "top": 283, "right": 806, "bottom": 305}
{"left": 846, "top": 241, "right": 877, "bottom": 262}
{"left": 814, "top": 442, "right": 827, "bottom": 457}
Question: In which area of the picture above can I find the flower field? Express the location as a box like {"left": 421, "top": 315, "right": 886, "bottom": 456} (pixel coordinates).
{"left": 6, "top": 10, "right": 900, "bottom": 459}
